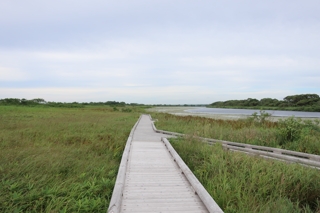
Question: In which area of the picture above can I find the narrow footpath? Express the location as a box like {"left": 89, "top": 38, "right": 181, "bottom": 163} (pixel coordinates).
{"left": 108, "top": 114, "right": 223, "bottom": 213}
{"left": 120, "top": 114, "right": 209, "bottom": 212}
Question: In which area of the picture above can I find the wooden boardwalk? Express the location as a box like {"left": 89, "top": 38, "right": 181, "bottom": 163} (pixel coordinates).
{"left": 108, "top": 115, "right": 223, "bottom": 213}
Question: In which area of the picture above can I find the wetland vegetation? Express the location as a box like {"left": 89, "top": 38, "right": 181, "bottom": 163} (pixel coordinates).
{"left": 1, "top": 103, "right": 320, "bottom": 212}
{"left": 170, "top": 137, "right": 320, "bottom": 213}
{"left": 151, "top": 112, "right": 320, "bottom": 212}
{"left": 0, "top": 105, "right": 140, "bottom": 212}
{"left": 151, "top": 112, "right": 320, "bottom": 155}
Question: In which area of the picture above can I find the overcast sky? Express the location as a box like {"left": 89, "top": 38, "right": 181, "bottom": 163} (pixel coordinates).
{"left": 1, "top": 1, "right": 319, "bottom": 104}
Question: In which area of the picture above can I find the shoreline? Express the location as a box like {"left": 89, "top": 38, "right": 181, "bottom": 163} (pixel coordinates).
{"left": 146, "top": 107, "right": 319, "bottom": 121}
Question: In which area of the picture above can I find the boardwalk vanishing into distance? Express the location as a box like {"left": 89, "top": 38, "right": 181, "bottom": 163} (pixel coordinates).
{"left": 108, "top": 114, "right": 223, "bottom": 213}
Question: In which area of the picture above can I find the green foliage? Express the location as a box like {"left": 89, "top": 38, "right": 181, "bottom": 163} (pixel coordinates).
{"left": 0, "top": 98, "right": 147, "bottom": 108}
{"left": 152, "top": 112, "right": 320, "bottom": 155}
{"left": 247, "top": 110, "right": 272, "bottom": 124}
{"left": 0, "top": 106, "right": 140, "bottom": 212}
{"left": 210, "top": 93, "right": 320, "bottom": 112}
{"left": 277, "top": 117, "right": 320, "bottom": 153}
{"left": 46, "top": 102, "right": 84, "bottom": 108}
{"left": 0, "top": 98, "right": 46, "bottom": 106}
{"left": 121, "top": 108, "right": 132, "bottom": 113}
{"left": 105, "top": 101, "right": 126, "bottom": 106}
{"left": 284, "top": 94, "right": 320, "bottom": 106}
{"left": 171, "top": 137, "right": 320, "bottom": 213}
{"left": 260, "top": 98, "right": 280, "bottom": 107}
{"left": 278, "top": 117, "right": 303, "bottom": 143}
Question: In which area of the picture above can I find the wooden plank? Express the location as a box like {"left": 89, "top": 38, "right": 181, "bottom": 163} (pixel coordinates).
{"left": 108, "top": 114, "right": 223, "bottom": 213}
{"left": 152, "top": 119, "right": 320, "bottom": 167}
{"left": 162, "top": 138, "right": 224, "bottom": 213}
{"left": 108, "top": 116, "right": 142, "bottom": 213}
{"left": 123, "top": 198, "right": 203, "bottom": 204}
{"left": 121, "top": 205, "right": 207, "bottom": 212}
{"left": 223, "top": 144, "right": 320, "bottom": 167}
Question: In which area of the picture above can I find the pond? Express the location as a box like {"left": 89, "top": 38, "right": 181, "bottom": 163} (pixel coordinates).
{"left": 186, "top": 107, "right": 320, "bottom": 118}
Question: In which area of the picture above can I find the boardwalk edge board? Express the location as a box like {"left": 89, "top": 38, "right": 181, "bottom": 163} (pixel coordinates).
{"left": 108, "top": 116, "right": 142, "bottom": 213}
{"left": 108, "top": 114, "right": 225, "bottom": 213}
{"left": 150, "top": 116, "right": 320, "bottom": 169}
{"left": 162, "top": 137, "right": 224, "bottom": 213}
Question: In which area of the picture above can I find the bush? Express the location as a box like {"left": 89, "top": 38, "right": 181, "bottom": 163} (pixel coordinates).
{"left": 278, "top": 117, "right": 320, "bottom": 152}
{"left": 121, "top": 108, "right": 132, "bottom": 113}
{"left": 278, "top": 117, "right": 303, "bottom": 144}
{"left": 248, "top": 110, "right": 271, "bottom": 125}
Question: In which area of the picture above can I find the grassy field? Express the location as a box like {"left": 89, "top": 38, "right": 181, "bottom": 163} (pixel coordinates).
{"left": 2, "top": 106, "right": 320, "bottom": 212}
{"left": 151, "top": 112, "right": 320, "bottom": 155}
{"left": 170, "top": 136, "right": 320, "bottom": 212}
{"left": 0, "top": 106, "right": 140, "bottom": 212}
{"left": 151, "top": 112, "right": 320, "bottom": 212}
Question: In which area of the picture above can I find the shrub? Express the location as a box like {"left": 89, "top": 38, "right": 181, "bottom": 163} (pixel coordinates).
{"left": 121, "top": 108, "right": 132, "bottom": 113}
{"left": 278, "top": 117, "right": 303, "bottom": 144}
{"left": 248, "top": 110, "right": 272, "bottom": 125}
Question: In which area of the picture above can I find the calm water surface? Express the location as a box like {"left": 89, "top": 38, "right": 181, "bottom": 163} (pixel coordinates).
{"left": 186, "top": 108, "right": 320, "bottom": 118}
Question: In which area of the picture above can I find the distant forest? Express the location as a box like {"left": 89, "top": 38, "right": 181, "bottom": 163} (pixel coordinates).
{"left": 209, "top": 94, "right": 320, "bottom": 112}
{"left": 0, "top": 98, "right": 143, "bottom": 108}
{"left": 0, "top": 98, "right": 203, "bottom": 108}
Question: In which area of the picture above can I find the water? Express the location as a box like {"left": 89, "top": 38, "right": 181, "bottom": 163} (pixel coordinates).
{"left": 185, "top": 107, "right": 320, "bottom": 118}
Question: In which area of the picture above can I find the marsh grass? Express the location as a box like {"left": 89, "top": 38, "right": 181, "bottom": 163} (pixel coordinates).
{"left": 171, "top": 136, "right": 320, "bottom": 213}
{"left": 151, "top": 113, "right": 320, "bottom": 154}
{"left": 152, "top": 112, "right": 320, "bottom": 212}
{"left": 0, "top": 106, "right": 140, "bottom": 212}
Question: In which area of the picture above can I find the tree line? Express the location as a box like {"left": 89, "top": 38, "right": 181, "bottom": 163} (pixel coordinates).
{"left": 0, "top": 98, "right": 145, "bottom": 108}
{"left": 0, "top": 98, "right": 207, "bottom": 108}
{"left": 210, "top": 94, "right": 320, "bottom": 112}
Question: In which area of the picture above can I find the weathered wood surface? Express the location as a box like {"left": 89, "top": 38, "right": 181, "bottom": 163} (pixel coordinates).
{"left": 162, "top": 138, "right": 224, "bottom": 212}
{"left": 108, "top": 116, "right": 141, "bottom": 213}
{"left": 108, "top": 114, "right": 223, "bottom": 213}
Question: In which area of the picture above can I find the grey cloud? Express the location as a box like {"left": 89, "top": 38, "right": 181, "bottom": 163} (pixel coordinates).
{"left": 0, "top": 0, "right": 319, "bottom": 103}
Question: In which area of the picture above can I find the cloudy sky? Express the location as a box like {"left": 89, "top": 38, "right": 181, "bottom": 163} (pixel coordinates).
{"left": 1, "top": 0, "right": 319, "bottom": 104}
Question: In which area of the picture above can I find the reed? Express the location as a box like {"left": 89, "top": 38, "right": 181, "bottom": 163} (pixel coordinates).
{"left": 0, "top": 106, "right": 140, "bottom": 212}
{"left": 151, "top": 112, "right": 320, "bottom": 154}
{"left": 171, "top": 136, "right": 320, "bottom": 213}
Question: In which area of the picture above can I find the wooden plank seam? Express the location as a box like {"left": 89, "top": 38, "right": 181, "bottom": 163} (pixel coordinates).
{"left": 108, "top": 116, "right": 142, "bottom": 213}
{"left": 162, "top": 137, "right": 224, "bottom": 213}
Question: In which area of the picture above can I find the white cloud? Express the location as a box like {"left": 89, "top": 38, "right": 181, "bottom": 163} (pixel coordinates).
{"left": 0, "top": 1, "right": 319, "bottom": 103}
{"left": 6, "top": 87, "right": 197, "bottom": 105}
{"left": 179, "top": 56, "right": 319, "bottom": 70}
{"left": 0, "top": 67, "right": 28, "bottom": 81}
{"left": 0, "top": 85, "right": 296, "bottom": 104}
{"left": 30, "top": 43, "right": 144, "bottom": 62}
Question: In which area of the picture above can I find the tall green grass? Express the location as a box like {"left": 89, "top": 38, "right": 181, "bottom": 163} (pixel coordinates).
{"left": 0, "top": 106, "right": 140, "bottom": 212}
{"left": 171, "top": 136, "right": 320, "bottom": 213}
{"left": 151, "top": 113, "right": 320, "bottom": 155}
